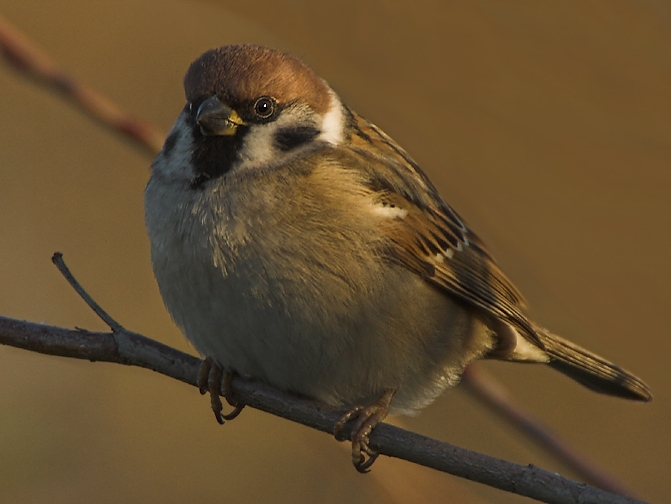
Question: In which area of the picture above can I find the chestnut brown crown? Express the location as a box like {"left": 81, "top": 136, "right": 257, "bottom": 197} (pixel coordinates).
{"left": 184, "top": 44, "right": 331, "bottom": 113}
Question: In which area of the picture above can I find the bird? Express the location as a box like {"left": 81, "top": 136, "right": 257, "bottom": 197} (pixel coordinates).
{"left": 144, "top": 44, "right": 652, "bottom": 472}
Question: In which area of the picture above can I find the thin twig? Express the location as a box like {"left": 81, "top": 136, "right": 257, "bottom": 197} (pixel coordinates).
{"left": 462, "top": 365, "right": 637, "bottom": 498}
{"left": 0, "top": 315, "right": 646, "bottom": 504}
{"left": 51, "top": 252, "right": 123, "bottom": 332}
{"left": 0, "top": 14, "right": 164, "bottom": 154}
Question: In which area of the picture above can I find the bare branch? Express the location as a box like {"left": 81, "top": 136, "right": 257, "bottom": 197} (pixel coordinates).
{"left": 462, "top": 365, "right": 638, "bottom": 498}
{"left": 0, "top": 13, "right": 164, "bottom": 155}
{"left": 0, "top": 317, "right": 646, "bottom": 504}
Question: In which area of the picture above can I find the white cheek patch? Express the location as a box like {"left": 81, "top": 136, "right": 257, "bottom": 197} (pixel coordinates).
{"left": 238, "top": 94, "right": 344, "bottom": 170}
{"left": 239, "top": 122, "right": 278, "bottom": 167}
{"left": 238, "top": 110, "right": 318, "bottom": 169}
{"left": 153, "top": 114, "right": 196, "bottom": 181}
{"left": 319, "top": 88, "right": 345, "bottom": 146}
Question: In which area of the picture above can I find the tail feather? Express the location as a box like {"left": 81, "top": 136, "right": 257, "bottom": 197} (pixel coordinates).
{"left": 533, "top": 325, "right": 652, "bottom": 402}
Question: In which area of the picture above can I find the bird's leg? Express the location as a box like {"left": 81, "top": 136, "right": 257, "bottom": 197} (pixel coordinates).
{"left": 197, "top": 357, "right": 245, "bottom": 424}
{"left": 333, "top": 388, "right": 396, "bottom": 473}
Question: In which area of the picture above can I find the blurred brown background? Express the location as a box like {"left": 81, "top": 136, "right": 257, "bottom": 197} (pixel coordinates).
{"left": 1, "top": 1, "right": 669, "bottom": 502}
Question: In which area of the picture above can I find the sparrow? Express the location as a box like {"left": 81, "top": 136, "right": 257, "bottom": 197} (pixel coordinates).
{"left": 144, "top": 44, "right": 652, "bottom": 472}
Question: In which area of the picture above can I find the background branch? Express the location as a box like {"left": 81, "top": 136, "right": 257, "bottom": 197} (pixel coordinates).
{"left": 0, "top": 13, "right": 164, "bottom": 154}
{"left": 0, "top": 313, "right": 646, "bottom": 504}
{"left": 461, "top": 367, "right": 637, "bottom": 497}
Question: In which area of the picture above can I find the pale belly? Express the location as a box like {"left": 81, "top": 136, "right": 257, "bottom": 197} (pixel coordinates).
{"left": 152, "top": 239, "right": 495, "bottom": 414}
{"left": 145, "top": 174, "right": 496, "bottom": 414}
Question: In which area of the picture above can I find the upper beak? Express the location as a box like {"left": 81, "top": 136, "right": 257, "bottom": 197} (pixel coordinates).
{"left": 196, "top": 95, "right": 244, "bottom": 136}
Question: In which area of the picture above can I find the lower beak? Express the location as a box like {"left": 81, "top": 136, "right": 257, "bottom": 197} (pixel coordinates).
{"left": 196, "top": 96, "right": 244, "bottom": 136}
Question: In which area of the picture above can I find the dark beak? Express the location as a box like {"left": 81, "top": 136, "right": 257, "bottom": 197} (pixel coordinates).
{"left": 196, "top": 96, "right": 244, "bottom": 136}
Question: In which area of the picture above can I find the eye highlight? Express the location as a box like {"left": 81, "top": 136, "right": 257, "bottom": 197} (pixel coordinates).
{"left": 253, "top": 96, "right": 276, "bottom": 119}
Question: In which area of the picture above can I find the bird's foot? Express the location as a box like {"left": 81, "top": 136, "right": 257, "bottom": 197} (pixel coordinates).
{"left": 333, "top": 388, "right": 396, "bottom": 473}
{"left": 197, "top": 357, "right": 245, "bottom": 424}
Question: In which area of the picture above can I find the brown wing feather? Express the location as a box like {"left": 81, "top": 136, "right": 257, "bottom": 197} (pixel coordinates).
{"left": 342, "top": 110, "right": 536, "bottom": 341}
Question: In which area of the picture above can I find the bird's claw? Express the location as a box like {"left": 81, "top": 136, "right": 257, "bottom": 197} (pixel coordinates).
{"left": 197, "top": 357, "right": 245, "bottom": 424}
{"left": 333, "top": 388, "right": 395, "bottom": 473}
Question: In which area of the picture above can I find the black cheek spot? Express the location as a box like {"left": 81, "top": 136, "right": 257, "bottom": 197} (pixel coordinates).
{"left": 162, "top": 130, "right": 179, "bottom": 156}
{"left": 274, "top": 126, "right": 320, "bottom": 151}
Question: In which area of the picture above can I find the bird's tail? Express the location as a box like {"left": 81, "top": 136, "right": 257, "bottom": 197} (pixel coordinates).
{"left": 533, "top": 324, "right": 652, "bottom": 402}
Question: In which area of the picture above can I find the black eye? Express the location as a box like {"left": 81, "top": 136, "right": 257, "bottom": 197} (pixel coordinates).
{"left": 253, "top": 96, "right": 276, "bottom": 119}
